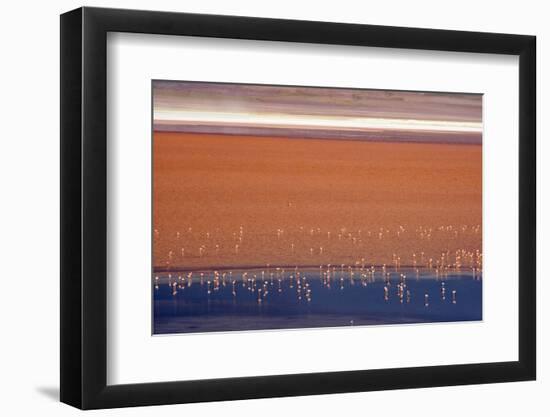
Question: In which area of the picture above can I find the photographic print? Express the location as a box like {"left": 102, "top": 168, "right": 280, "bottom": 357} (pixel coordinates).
{"left": 152, "top": 81, "right": 482, "bottom": 335}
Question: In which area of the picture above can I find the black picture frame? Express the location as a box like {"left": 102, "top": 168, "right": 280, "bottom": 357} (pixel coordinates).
{"left": 60, "top": 6, "right": 536, "bottom": 410}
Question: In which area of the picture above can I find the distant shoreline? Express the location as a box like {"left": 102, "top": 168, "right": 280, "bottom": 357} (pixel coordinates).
{"left": 153, "top": 127, "right": 482, "bottom": 146}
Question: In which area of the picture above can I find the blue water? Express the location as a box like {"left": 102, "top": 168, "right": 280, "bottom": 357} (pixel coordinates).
{"left": 153, "top": 268, "right": 482, "bottom": 334}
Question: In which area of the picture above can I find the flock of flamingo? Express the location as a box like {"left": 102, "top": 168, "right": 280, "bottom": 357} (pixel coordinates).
{"left": 153, "top": 223, "right": 482, "bottom": 307}
{"left": 154, "top": 224, "right": 481, "bottom": 268}
{"left": 154, "top": 263, "right": 477, "bottom": 306}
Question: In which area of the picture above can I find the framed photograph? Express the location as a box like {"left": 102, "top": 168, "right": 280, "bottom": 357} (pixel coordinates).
{"left": 60, "top": 6, "right": 536, "bottom": 409}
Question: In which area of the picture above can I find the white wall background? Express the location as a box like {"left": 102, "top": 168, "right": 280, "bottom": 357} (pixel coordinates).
{"left": 0, "top": 0, "right": 545, "bottom": 415}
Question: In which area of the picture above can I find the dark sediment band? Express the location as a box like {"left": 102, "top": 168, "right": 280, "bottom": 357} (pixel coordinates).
{"left": 153, "top": 125, "right": 481, "bottom": 145}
